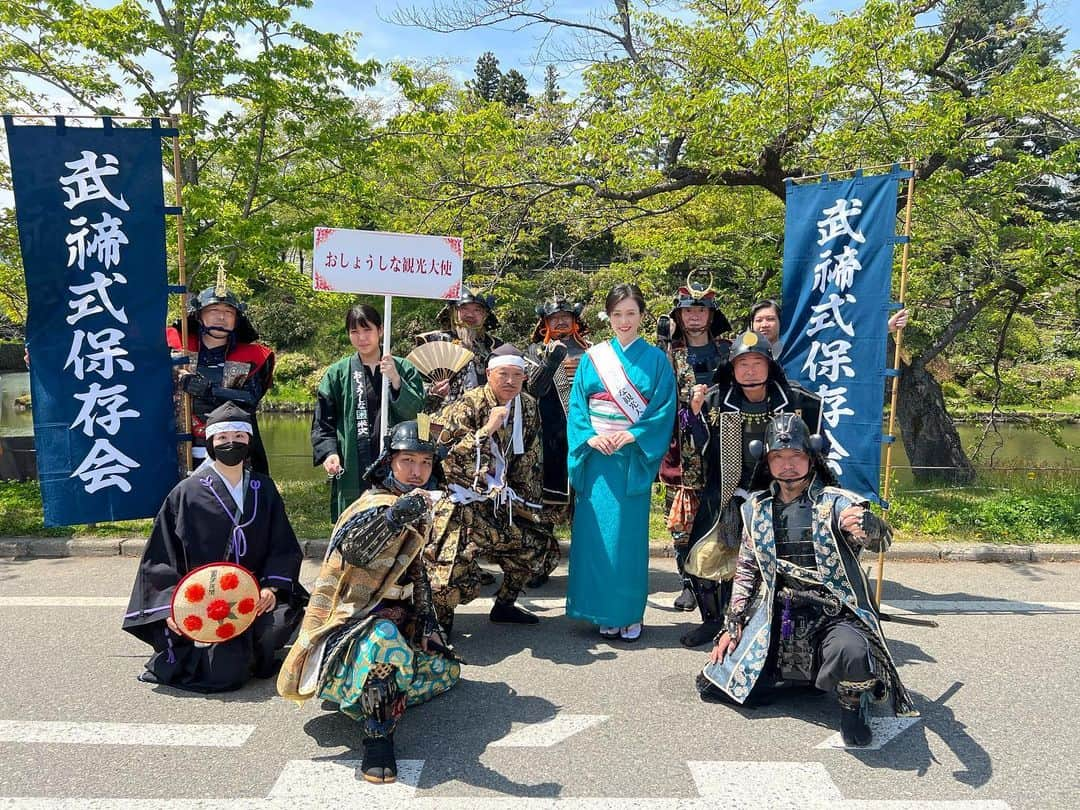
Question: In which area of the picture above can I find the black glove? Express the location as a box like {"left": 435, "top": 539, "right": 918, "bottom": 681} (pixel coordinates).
{"left": 384, "top": 493, "right": 428, "bottom": 532}
{"left": 543, "top": 341, "right": 568, "bottom": 369}
{"left": 178, "top": 372, "right": 212, "bottom": 398}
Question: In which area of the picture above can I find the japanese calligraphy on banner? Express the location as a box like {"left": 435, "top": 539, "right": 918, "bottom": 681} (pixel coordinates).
{"left": 4, "top": 117, "right": 179, "bottom": 526}
{"left": 778, "top": 167, "right": 910, "bottom": 502}
{"left": 312, "top": 227, "right": 463, "bottom": 299}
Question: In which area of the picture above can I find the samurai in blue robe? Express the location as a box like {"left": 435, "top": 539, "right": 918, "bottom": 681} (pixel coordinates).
{"left": 565, "top": 336, "right": 676, "bottom": 627}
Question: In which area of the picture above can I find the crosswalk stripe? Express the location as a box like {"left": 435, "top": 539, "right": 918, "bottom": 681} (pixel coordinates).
{"left": 0, "top": 759, "right": 1014, "bottom": 809}
{"left": 0, "top": 721, "right": 254, "bottom": 747}
{"left": 267, "top": 758, "right": 423, "bottom": 802}
{"left": 489, "top": 714, "right": 608, "bottom": 748}
{"left": 0, "top": 798, "right": 1015, "bottom": 809}
{"left": 883, "top": 600, "right": 1080, "bottom": 614}
{"left": 0, "top": 597, "right": 128, "bottom": 607}
{"left": 815, "top": 717, "right": 922, "bottom": 751}
{"left": 688, "top": 760, "right": 843, "bottom": 804}
{"left": 2, "top": 593, "right": 1077, "bottom": 616}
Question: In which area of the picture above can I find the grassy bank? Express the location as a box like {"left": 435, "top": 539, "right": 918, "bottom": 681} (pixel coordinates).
{"left": 3, "top": 475, "right": 1077, "bottom": 544}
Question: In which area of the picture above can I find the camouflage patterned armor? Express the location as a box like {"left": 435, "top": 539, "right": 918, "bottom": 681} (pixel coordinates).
{"left": 425, "top": 384, "right": 557, "bottom": 627}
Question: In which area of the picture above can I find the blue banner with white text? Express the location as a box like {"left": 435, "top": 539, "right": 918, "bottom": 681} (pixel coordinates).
{"left": 4, "top": 116, "right": 179, "bottom": 525}
{"left": 778, "top": 168, "right": 908, "bottom": 503}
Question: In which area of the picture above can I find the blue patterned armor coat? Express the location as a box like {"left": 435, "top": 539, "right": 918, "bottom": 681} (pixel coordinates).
{"left": 702, "top": 478, "right": 916, "bottom": 717}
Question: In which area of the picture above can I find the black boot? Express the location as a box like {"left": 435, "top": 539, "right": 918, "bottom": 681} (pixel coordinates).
{"left": 840, "top": 704, "right": 872, "bottom": 746}
{"left": 674, "top": 586, "right": 697, "bottom": 611}
{"left": 680, "top": 620, "right": 722, "bottom": 648}
{"left": 673, "top": 541, "right": 696, "bottom": 611}
{"left": 361, "top": 735, "right": 398, "bottom": 784}
{"left": 489, "top": 599, "right": 539, "bottom": 625}
{"left": 695, "top": 672, "right": 738, "bottom": 705}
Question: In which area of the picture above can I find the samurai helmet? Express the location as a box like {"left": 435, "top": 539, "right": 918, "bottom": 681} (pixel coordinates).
{"left": 362, "top": 416, "right": 443, "bottom": 487}
{"left": 747, "top": 413, "right": 836, "bottom": 488}
{"left": 437, "top": 285, "right": 498, "bottom": 331}
{"left": 184, "top": 262, "right": 259, "bottom": 343}
{"left": 667, "top": 272, "right": 732, "bottom": 341}
{"left": 535, "top": 296, "right": 584, "bottom": 320}
{"left": 532, "top": 295, "right": 589, "bottom": 343}
{"left": 752, "top": 413, "right": 823, "bottom": 458}
{"left": 729, "top": 330, "right": 774, "bottom": 362}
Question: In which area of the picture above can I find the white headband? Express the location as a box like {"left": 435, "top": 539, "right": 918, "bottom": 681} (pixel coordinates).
{"left": 488, "top": 355, "right": 525, "bottom": 371}
{"left": 205, "top": 421, "right": 253, "bottom": 438}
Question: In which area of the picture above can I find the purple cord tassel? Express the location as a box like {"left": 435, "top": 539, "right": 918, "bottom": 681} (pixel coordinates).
{"left": 780, "top": 595, "right": 793, "bottom": 640}
{"left": 164, "top": 627, "right": 176, "bottom": 665}
{"left": 200, "top": 477, "right": 260, "bottom": 562}
{"left": 678, "top": 407, "right": 699, "bottom": 429}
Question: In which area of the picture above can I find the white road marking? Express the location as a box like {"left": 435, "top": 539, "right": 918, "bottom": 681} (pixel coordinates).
{"left": 0, "top": 760, "right": 1013, "bottom": 809}
{"left": 489, "top": 714, "right": 608, "bottom": 748}
{"left": 688, "top": 760, "right": 842, "bottom": 805}
{"left": 816, "top": 716, "right": 922, "bottom": 751}
{"left": 0, "top": 800, "right": 1013, "bottom": 809}
{"left": 267, "top": 758, "right": 423, "bottom": 801}
{"left": 0, "top": 721, "right": 254, "bottom": 747}
{"left": 0, "top": 597, "right": 127, "bottom": 607}
{"left": 2, "top": 593, "right": 1076, "bottom": 616}
{"left": 884, "top": 600, "right": 1080, "bottom": 614}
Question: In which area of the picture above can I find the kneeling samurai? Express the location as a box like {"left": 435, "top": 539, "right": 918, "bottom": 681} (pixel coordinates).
{"left": 698, "top": 413, "right": 916, "bottom": 747}
{"left": 278, "top": 418, "right": 460, "bottom": 783}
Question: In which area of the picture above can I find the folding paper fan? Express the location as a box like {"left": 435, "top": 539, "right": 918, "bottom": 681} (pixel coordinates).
{"left": 406, "top": 342, "right": 475, "bottom": 382}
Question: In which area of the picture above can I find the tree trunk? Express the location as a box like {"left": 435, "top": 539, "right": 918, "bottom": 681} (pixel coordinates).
{"left": 896, "top": 360, "right": 976, "bottom": 484}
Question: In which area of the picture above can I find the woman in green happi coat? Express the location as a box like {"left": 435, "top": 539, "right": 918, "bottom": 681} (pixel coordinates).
{"left": 311, "top": 304, "right": 425, "bottom": 521}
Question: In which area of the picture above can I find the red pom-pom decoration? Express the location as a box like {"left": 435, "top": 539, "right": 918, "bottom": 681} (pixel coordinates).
{"left": 206, "top": 599, "right": 231, "bottom": 621}
{"left": 184, "top": 583, "right": 206, "bottom": 603}
{"left": 237, "top": 597, "right": 256, "bottom": 615}
{"left": 183, "top": 615, "right": 204, "bottom": 632}
{"left": 215, "top": 622, "right": 236, "bottom": 640}
{"left": 219, "top": 572, "right": 240, "bottom": 591}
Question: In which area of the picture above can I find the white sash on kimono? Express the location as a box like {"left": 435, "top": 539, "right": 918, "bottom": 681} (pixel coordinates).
{"left": 588, "top": 340, "right": 649, "bottom": 424}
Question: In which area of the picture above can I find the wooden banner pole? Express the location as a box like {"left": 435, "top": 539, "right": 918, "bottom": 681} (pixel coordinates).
{"left": 170, "top": 114, "right": 193, "bottom": 473}
{"left": 380, "top": 294, "right": 393, "bottom": 453}
{"left": 876, "top": 159, "right": 917, "bottom": 607}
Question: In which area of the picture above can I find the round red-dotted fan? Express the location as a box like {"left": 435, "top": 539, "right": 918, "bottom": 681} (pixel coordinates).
{"left": 171, "top": 562, "right": 261, "bottom": 643}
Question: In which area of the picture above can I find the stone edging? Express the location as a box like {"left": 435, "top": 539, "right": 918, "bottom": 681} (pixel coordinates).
{"left": 2, "top": 537, "right": 1079, "bottom": 563}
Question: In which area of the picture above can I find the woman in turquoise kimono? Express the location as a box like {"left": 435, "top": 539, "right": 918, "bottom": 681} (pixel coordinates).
{"left": 566, "top": 284, "right": 677, "bottom": 641}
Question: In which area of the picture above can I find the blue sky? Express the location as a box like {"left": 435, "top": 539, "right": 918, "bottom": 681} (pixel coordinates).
{"left": 300, "top": 0, "right": 1080, "bottom": 96}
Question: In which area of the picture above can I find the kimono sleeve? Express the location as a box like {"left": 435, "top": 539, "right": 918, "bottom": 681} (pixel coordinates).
{"left": 256, "top": 478, "right": 305, "bottom": 597}
{"left": 436, "top": 396, "right": 490, "bottom": 488}
{"left": 311, "top": 362, "right": 343, "bottom": 466}
{"left": 623, "top": 348, "right": 677, "bottom": 495}
{"left": 121, "top": 487, "right": 186, "bottom": 643}
{"left": 565, "top": 352, "right": 596, "bottom": 492}
{"left": 389, "top": 357, "right": 425, "bottom": 424}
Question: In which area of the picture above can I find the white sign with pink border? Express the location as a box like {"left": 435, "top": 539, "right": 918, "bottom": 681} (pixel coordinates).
{"left": 312, "top": 227, "right": 463, "bottom": 300}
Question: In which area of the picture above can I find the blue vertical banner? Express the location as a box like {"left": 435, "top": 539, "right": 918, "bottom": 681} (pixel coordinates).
{"left": 4, "top": 116, "right": 180, "bottom": 526}
{"left": 778, "top": 167, "right": 910, "bottom": 502}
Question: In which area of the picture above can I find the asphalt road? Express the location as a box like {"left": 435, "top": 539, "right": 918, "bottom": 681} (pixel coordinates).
{"left": 0, "top": 556, "right": 1077, "bottom": 809}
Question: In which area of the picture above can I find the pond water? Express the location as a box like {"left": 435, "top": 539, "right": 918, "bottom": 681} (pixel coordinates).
{"left": 2, "top": 370, "right": 1076, "bottom": 488}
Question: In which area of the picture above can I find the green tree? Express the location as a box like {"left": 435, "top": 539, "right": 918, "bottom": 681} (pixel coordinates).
{"left": 498, "top": 68, "right": 530, "bottom": 106}
{"left": 1, "top": 0, "right": 379, "bottom": 311}
{"left": 543, "top": 64, "right": 560, "bottom": 104}
{"left": 469, "top": 50, "right": 502, "bottom": 102}
{"left": 388, "top": 0, "right": 1079, "bottom": 480}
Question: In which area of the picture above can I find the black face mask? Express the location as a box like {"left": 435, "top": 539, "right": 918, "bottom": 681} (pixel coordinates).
{"left": 213, "top": 441, "right": 250, "bottom": 467}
